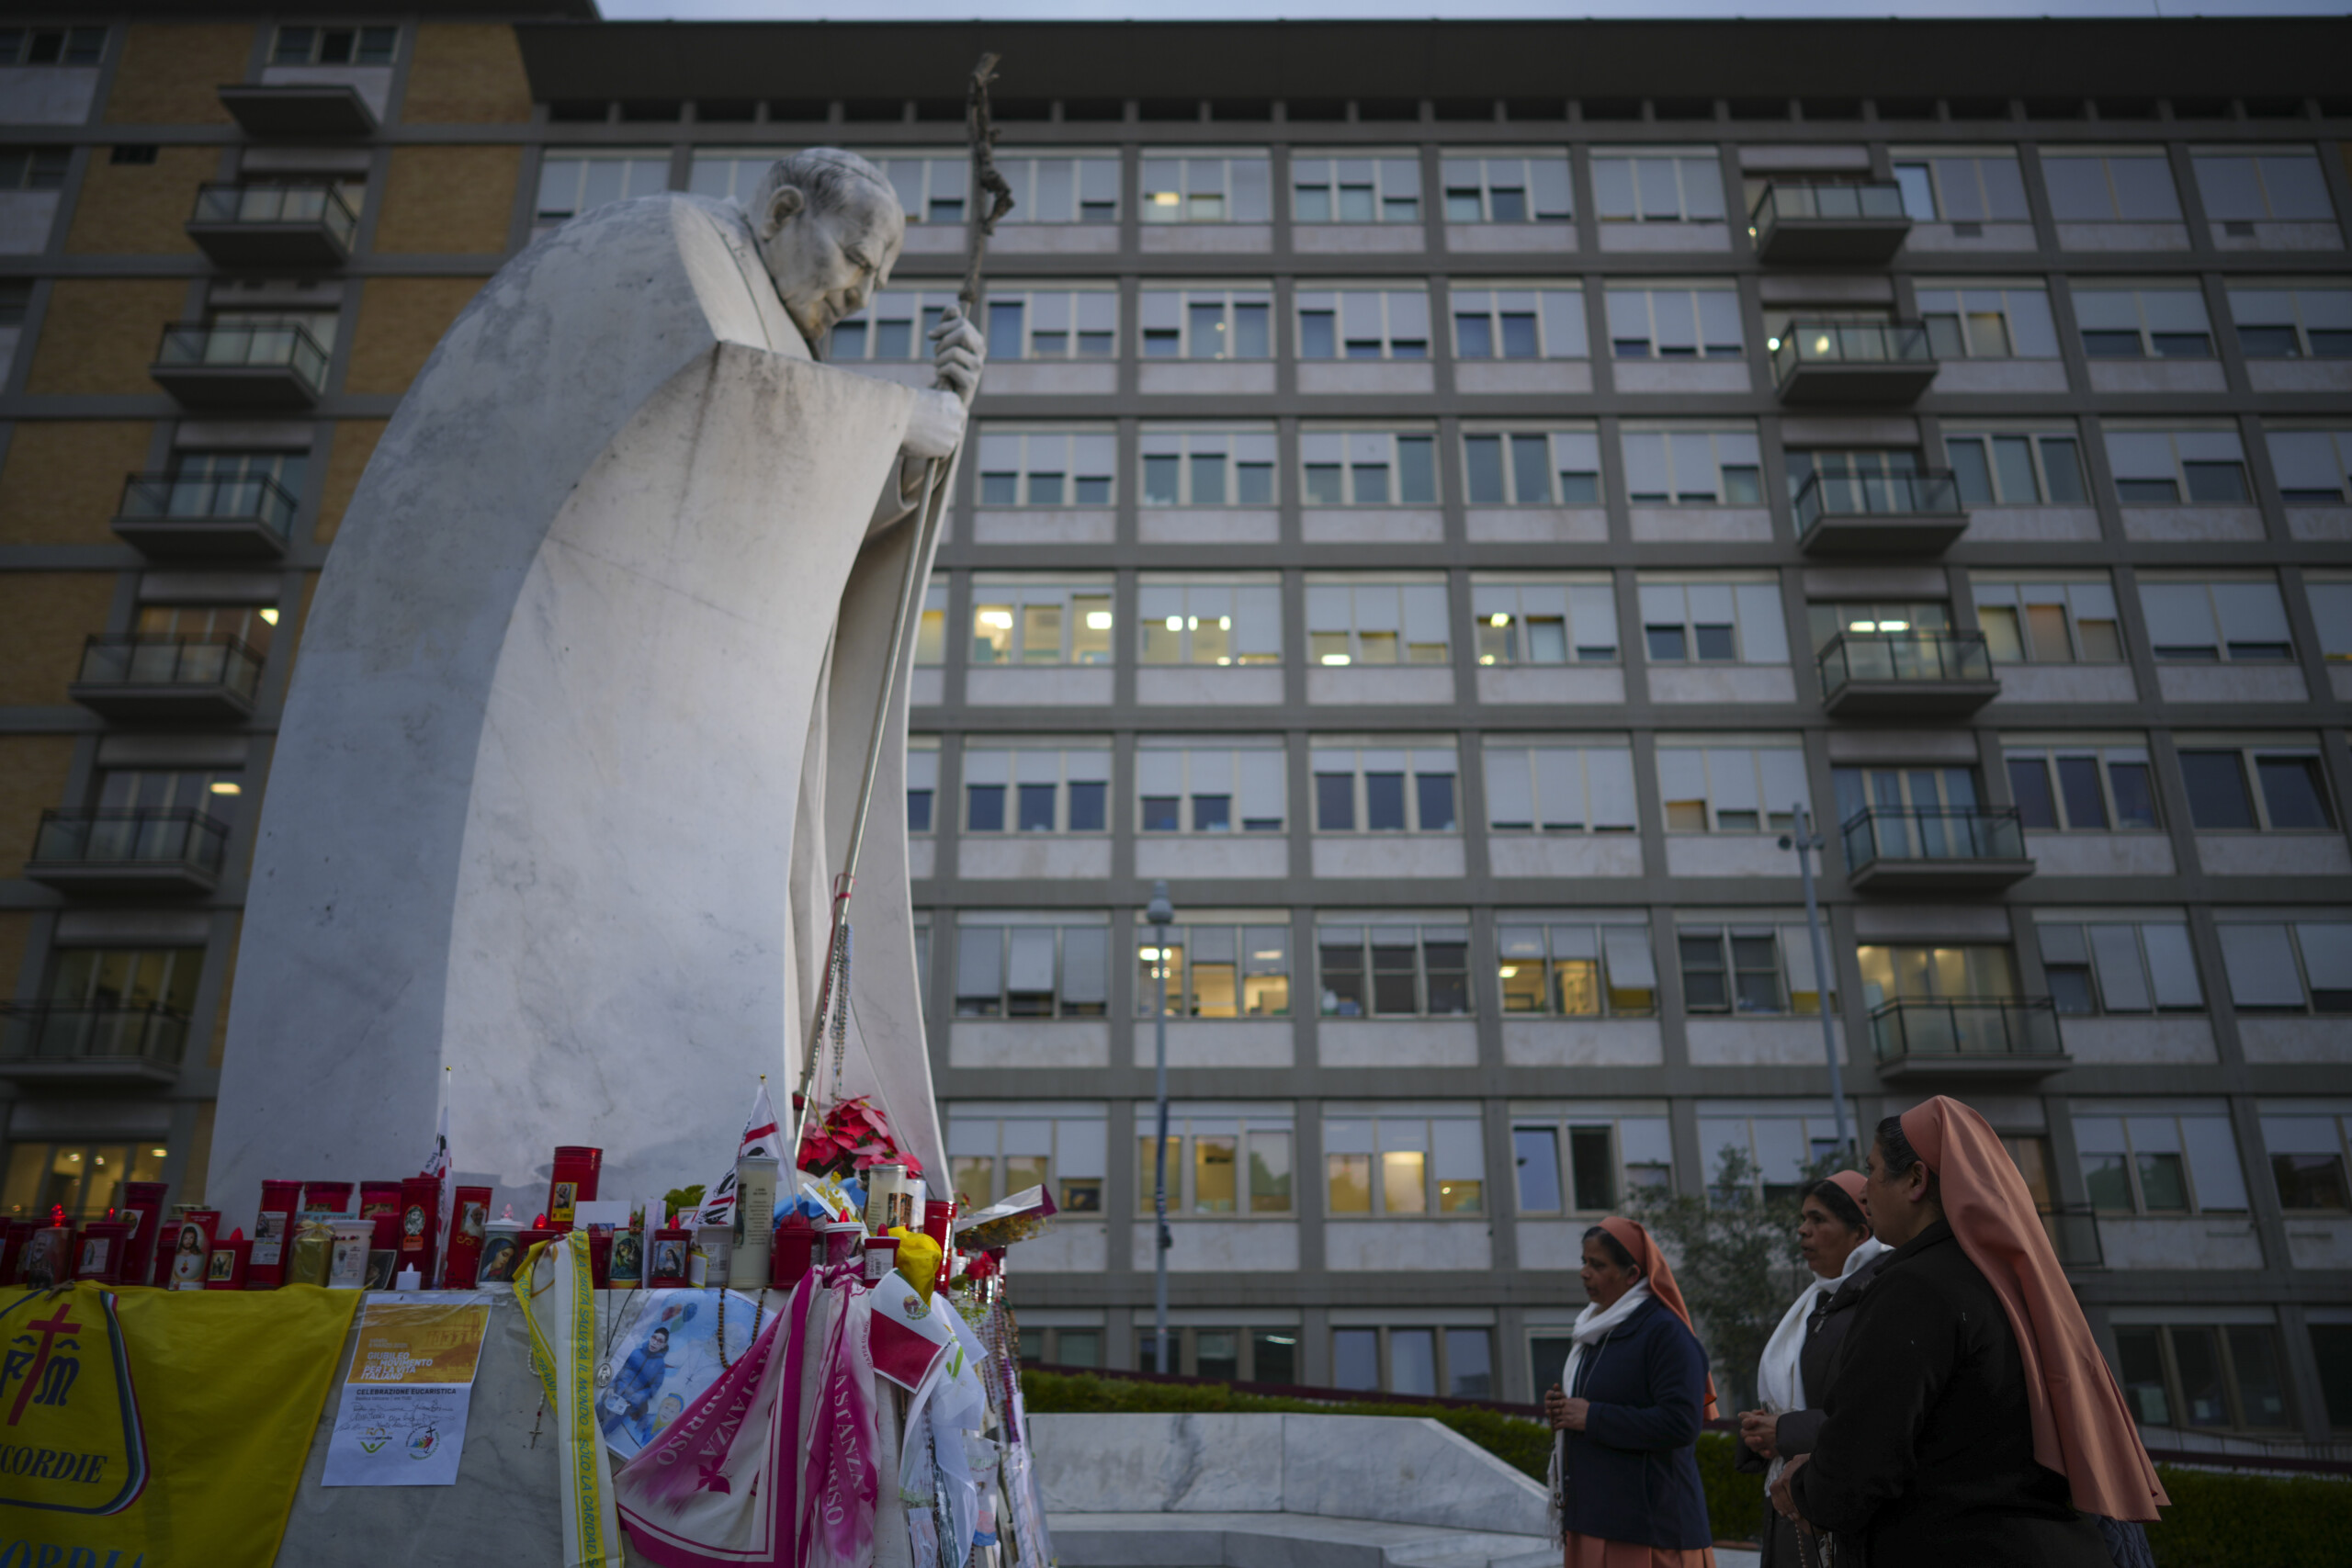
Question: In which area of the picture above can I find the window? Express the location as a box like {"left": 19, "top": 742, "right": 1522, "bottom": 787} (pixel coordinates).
{"left": 2317, "top": 1322, "right": 2352, "bottom": 1430}
{"left": 914, "top": 584, "right": 945, "bottom": 666}
{"left": 0, "top": 149, "right": 68, "bottom": 191}
{"left": 1945, "top": 431, "right": 2087, "bottom": 506}
{"left": 2228, "top": 286, "right": 2352, "bottom": 359}
{"left": 1679, "top": 928, "right": 1833, "bottom": 1017}
{"left": 1311, "top": 747, "right": 1457, "bottom": 834}
{"left": 134, "top": 602, "right": 278, "bottom": 658}
{"left": 2192, "top": 149, "right": 2335, "bottom": 223}
{"left": 1292, "top": 155, "right": 1419, "bottom": 223}
{"left": 42, "top": 947, "right": 202, "bottom": 1036}
{"left": 536, "top": 152, "right": 670, "bottom": 225}
{"left": 1605, "top": 287, "right": 1744, "bottom": 360}
{"left": 1511, "top": 1110, "right": 1672, "bottom": 1212}
{"left": 2260, "top": 1111, "right": 2351, "bottom": 1210}
{"left": 1470, "top": 579, "right": 1617, "bottom": 664}
{"left": 1022, "top": 1325, "right": 1103, "bottom": 1369}
{"left": 975, "top": 429, "right": 1114, "bottom": 507}
{"left": 873, "top": 154, "right": 967, "bottom": 224}
{"left": 1916, "top": 286, "right": 2060, "bottom": 359}
{"left": 1295, "top": 288, "right": 1430, "bottom": 361}
{"left": 1137, "top": 287, "right": 1271, "bottom": 359}
{"left": 2140, "top": 580, "right": 2293, "bottom": 663}
{"left": 1442, "top": 154, "right": 1573, "bottom": 223}
{"left": 1452, "top": 288, "right": 1587, "bottom": 361}
{"left": 983, "top": 288, "right": 1116, "bottom": 360}
{"left": 2114, "top": 1322, "right": 2293, "bottom": 1431}
{"left": 1138, "top": 1107, "right": 1294, "bottom": 1215}
{"left": 1831, "top": 763, "right": 1978, "bottom": 828}
{"left": 1973, "top": 581, "right": 2122, "bottom": 664}
{"left": 686, "top": 152, "right": 775, "bottom": 203}
{"left": 1136, "top": 919, "right": 1291, "bottom": 1018}
{"left": 969, "top": 579, "right": 1114, "bottom": 666}
{"left": 1592, "top": 152, "right": 1724, "bottom": 223}
{"left": 1892, "top": 150, "right": 2030, "bottom": 222}
{"left": 2181, "top": 745, "right": 2335, "bottom": 832}
{"left": 1317, "top": 923, "right": 1470, "bottom": 1017}
{"left": 1305, "top": 580, "right": 1448, "bottom": 666}
{"left": 1136, "top": 740, "right": 1283, "bottom": 834}
{"left": 270, "top": 24, "right": 397, "bottom": 65}
{"left": 1856, "top": 944, "right": 2019, "bottom": 1010}
{"left": 1464, "top": 432, "right": 1601, "bottom": 508}
{"left": 1300, "top": 431, "right": 1436, "bottom": 505}
{"left": 1324, "top": 1110, "right": 1485, "bottom": 1213}
{"left": 1139, "top": 428, "right": 1276, "bottom": 508}
{"left": 2006, "top": 744, "right": 2160, "bottom": 831}
{"left": 0, "top": 27, "right": 106, "bottom": 66}
{"left": 952, "top": 917, "right": 1110, "bottom": 1018}
{"left": 2267, "top": 430, "right": 2352, "bottom": 504}
{"left": 1497, "top": 921, "right": 1657, "bottom": 1016}
{"left": 1131, "top": 1325, "right": 1295, "bottom": 1384}
{"left": 2220, "top": 922, "right": 2352, "bottom": 1014}
{"left": 946, "top": 1105, "right": 1107, "bottom": 1214}
{"left": 906, "top": 737, "right": 937, "bottom": 831}
{"left": 1697, "top": 1109, "right": 1855, "bottom": 1199}
{"left": 1137, "top": 579, "right": 1280, "bottom": 665}
{"left": 0, "top": 1145, "right": 164, "bottom": 1227}
{"left": 2041, "top": 152, "right": 2183, "bottom": 222}
{"left": 2075, "top": 287, "right": 2215, "bottom": 359}
{"left": 94, "top": 766, "right": 243, "bottom": 825}
{"left": 1622, "top": 431, "right": 1763, "bottom": 505}
{"left": 961, "top": 742, "right": 1111, "bottom": 834}
{"left": 1638, "top": 580, "right": 1788, "bottom": 664}
{"left": 1331, "top": 1325, "right": 1493, "bottom": 1398}
{"left": 997, "top": 152, "right": 1120, "bottom": 224}
{"left": 2312, "top": 579, "right": 2352, "bottom": 665}
{"left": 2041, "top": 922, "right": 2203, "bottom": 1015}
{"left": 830, "top": 287, "right": 963, "bottom": 362}
{"left": 1484, "top": 746, "right": 1639, "bottom": 836}
{"left": 1139, "top": 153, "right": 1270, "bottom": 224}
{"left": 2075, "top": 1109, "right": 2244, "bottom": 1214}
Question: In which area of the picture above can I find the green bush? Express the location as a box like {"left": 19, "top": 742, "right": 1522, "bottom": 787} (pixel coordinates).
{"left": 2143, "top": 1466, "right": 2352, "bottom": 1568}
{"left": 1695, "top": 1431, "right": 1765, "bottom": 1542}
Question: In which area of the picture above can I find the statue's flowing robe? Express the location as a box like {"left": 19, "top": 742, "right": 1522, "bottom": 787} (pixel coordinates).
{"left": 209, "top": 193, "right": 945, "bottom": 1214}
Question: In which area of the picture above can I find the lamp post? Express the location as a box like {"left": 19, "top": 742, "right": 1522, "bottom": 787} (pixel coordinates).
{"left": 1146, "top": 879, "right": 1174, "bottom": 1374}
{"left": 1779, "top": 801, "right": 1852, "bottom": 1160}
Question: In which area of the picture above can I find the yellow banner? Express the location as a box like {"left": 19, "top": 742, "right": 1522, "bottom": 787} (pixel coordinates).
{"left": 0, "top": 1282, "right": 359, "bottom": 1566}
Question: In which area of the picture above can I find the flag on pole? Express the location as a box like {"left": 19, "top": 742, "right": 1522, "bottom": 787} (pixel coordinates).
{"left": 424, "top": 1073, "right": 453, "bottom": 1285}
{"left": 695, "top": 1078, "right": 782, "bottom": 1229}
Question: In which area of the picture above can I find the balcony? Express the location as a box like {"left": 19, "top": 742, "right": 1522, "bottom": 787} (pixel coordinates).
{"left": 149, "top": 323, "right": 327, "bottom": 410}
{"left": 0, "top": 1003, "right": 187, "bottom": 1087}
{"left": 1842, "top": 807, "right": 2034, "bottom": 892}
{"left": 1870, "top": 997, "right": 2066, "bottom": 1081}
{"left": 217, "top": 83, "right": 377, "bottom": 138}
{"left": 1771, "top": 321, "right": 1939, "bottom": 406}
{"left": 1793, "top": 468, "right": 1968, "bottom": 556}
{"left": 186, "top": 182, "right": 357, "bottom": 268}
{"left": 1747, "top": 181, "right": 1912, "bottom": 263}
{"left": 69, "top": 635, "right": 265, "bottom": 722}
{"left": 112, "top": 472, "right": 298, "bottom": 560}
{"left": 1816, "top": 630, "right": 1999, "bottom": 717}
{"left": 25, "top": 810, "right": 229, "bottom": 897}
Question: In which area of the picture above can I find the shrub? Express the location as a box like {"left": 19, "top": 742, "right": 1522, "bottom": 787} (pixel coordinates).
{"left": 2143, "top": 1466, "right": 2352, "bottom": 1568}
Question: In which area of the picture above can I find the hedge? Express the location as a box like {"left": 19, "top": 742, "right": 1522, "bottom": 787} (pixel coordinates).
{"left": 1020, "top": 1371, "right": 2351, "bottom": 1563}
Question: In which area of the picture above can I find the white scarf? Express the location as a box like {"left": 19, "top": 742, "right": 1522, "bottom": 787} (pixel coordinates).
{"left": 1755, "top": 1238, "right": 1886, "bottom": 1490}
{"left": 1545, "top": 1281, "right": 1654, "bottom": 1540}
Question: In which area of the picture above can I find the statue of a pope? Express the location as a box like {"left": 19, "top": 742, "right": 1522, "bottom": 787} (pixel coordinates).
{"left": 209, "top": 150, "right": 979, "bottom": 1213}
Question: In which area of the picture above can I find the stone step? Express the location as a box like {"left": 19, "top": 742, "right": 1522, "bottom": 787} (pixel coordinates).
{"left": 1054, "top": 1511, "right": 1556, "bottom": 1568}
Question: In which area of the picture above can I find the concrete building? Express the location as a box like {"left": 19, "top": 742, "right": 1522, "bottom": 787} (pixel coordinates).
{"left": 2, "top": 6, "right": 2349, "bottom": 1447}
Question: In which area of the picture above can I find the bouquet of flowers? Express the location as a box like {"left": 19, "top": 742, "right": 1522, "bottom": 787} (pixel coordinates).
{"left": 794, "top": 1095, "right": 922, "bottom": 1180}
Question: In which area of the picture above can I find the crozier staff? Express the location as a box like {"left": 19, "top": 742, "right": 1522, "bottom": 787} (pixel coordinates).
{"left": 1544, "top": 1216, "right": 1718, "bottom": 1568}
{"left": 1775, "top": 1097, "right": 2166, "bottom": 1566}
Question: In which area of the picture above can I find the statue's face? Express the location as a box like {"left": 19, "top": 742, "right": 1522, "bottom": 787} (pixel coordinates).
{"left": 756, "top": 181, "right": 904, "bottom": 346}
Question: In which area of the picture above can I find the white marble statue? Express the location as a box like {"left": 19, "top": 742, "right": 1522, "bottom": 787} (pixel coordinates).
{"left": 209, "top": 150, "right": 980, "bottom": 1217}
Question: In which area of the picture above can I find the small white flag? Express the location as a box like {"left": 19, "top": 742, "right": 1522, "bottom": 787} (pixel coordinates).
{"left": 424, "top": 1085, "right": 453, "bottom": 1285}
{"left": 694, "top": 1079, "right": 781, "bottom": 1228}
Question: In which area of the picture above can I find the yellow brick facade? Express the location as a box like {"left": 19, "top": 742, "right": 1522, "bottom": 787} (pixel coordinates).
{"left": 103, "top": 24, "right": 251, "bottom": 126}
{"left": 401, "top": 23, "right": 537, "bottom": 124}
{"left": 0, "top": 737, "right": 76, "bottom": 875}
{"left": 374, "top": 145, "right": 520, "bottom": 254}
{"left": 64, "top": 145, "right": 217, "bottom": 255}
{"left": 314, "top": 419, "right": 387, "bottom": 544}
{"left": 0, "top": 423, "right": 154, "bottom": 547}
{"left": 23, "top": 280, "right": 189, "bottom": 397}
{"left": 0, "top": 574, "right": 119, "bottom": 706}
{"left": 345, "top": 276, "right": 489, "bottom": 394}
{"left": 0, "top": 914, "right": 29, "bottom": 994}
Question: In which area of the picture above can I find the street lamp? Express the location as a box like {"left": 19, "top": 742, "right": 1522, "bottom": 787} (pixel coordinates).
{"left": 1146, "top": 879, "right": 1174, "bottom": 1374}
{"left": 1778, "top": 801, "right": 1852, "bottom": 1161}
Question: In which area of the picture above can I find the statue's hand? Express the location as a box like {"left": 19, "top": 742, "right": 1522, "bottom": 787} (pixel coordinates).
{"left": 931, "top": 305, "right": 985, "bottom": 407}
{"left": 902, "top": 389, "right": 966, "bottom": 461}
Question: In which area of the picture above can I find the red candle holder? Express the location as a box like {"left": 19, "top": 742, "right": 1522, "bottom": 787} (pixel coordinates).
{"left": 359, "top": 1181, "right": 401, "bottom": 1222}
{"left": 302, "top": 1180, "right": 354, "bottom": 1216}
{"left": 398, "top": 1175, "right": 440, "bottom": 1283}
{"left": 119, "top": 1180, "right": 169, "bottom": 1286}
{"left": 443, "top": 1187, "right": 491, "bottom": 1289}
{"left": 647, "top": 1226, "right": 690, "bottom": 1288}
{"left": 586, "top": 1226, "right": 614, "bottom": 1287}
{"left": 547, "top": 1146, "right": 601, "bottom": 1227}
{"left": 206, "top": 1231, "right": 252, "bottom": 1291}
{"left": 772, "top": 1212, "right": 817, "bottom": 1290}
{"left": 861, "top": 1235, "right": 899, "bottom": 1284}
{"left": 73, "top": 1222, "right": 129, "bottom": 1284}
{"left": 248, "top": 1179, "right": 302, "bottom": 1290}
{"left": 515, "top": 1228, "right": 557, "bottom": 1280}
{"left": 22, "top": 1225, "right": 72, "bottom": 1290}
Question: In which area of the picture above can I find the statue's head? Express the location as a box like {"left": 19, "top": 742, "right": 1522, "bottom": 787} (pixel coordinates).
{"left": 748, "top": 149, "right": 905, "bottom": 346}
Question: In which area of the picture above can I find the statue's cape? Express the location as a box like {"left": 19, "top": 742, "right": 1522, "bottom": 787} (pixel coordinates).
{"left": 209, "top": 194, "right": 944, "bottom": 1211}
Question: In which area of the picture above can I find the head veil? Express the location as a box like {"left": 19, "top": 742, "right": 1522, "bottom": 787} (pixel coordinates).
{"left": 1599, "top": 1215, "right": 1717, "bottom": 1418}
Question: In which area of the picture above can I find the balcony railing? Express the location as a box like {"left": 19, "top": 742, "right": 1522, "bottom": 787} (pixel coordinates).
{"left": 114, "top": 470, "right": 299, "bottom": 558}
{"left": 1818, "top": 629, "right": 1993, "bottom": 689}
{"left": 1749, "top": 181, "right": 1910, "bottom": 230}
{"left": 1869, "top": 997, "right": 2063, "bottom": 1065}
{"left": 1843, "top": 807, "right": 2026, "bottom": 869}
{"left": 151, "top": 322, "right": 328, "bottom": 407}
{"left": 1770, "top": 321, "right": 1938, "bottom": 400}
{"left": 1792, "top": 468, "right": 1963, "bottom": 527}
{"left": 29, "top": 810, "right": 229, "bottom": 875}
{"left": 1747, "top": 181, "right": 1913, "bottom": 262}
{"left": 72, "top": 634, "right": 266, "bottom": 719}
{"left": 0, "top": 1002, "right": 188, "bottom": 1077}
{"left": 187, "top": 181, "right": 358, "bottom": 265}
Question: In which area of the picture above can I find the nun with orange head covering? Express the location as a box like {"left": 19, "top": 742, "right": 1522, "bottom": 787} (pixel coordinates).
{"left": 1542, "top": 1215, "right": 1718, "bottom": 1568}
{"left": 1775, "top": 1096, "right": 2166, "bottom": 1567}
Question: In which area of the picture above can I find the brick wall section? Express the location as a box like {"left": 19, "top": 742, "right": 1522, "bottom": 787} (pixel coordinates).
{"left": 0, "top": 736, "right": 76, "bottom": 872}
{"left": 313, "top": 419, "right": 385, "bottom": 544}
{"left": 345, "top": 277, "right": 487, "bottom": 395}
{"left": 401, "top": 23, "right": 536, "bottom": 124}
{"left": 0, "top": 422, "right": 153, "bottom": 546}
{"left": 64, "top": 145, "right": 215, "bottom": 255}
{"left": 103, "top": 24, "right": 251, "bottom": 126}
{"left": 24, "top": 279, "right": 189, "bottom": 396}
{"left": 375, "top": 146, "right": 520, "bottom": 254}
{"left": 0, "top": 574, "right": 118, "bottom": 705}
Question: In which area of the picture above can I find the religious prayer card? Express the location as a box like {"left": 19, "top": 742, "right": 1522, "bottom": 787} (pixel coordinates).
{"left": 322, "top": 1293, "right": 493, "bottom": 1486}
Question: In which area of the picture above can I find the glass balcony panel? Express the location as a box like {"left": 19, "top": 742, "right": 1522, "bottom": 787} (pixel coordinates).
{"left": 1842, "top": 807, "right": 2025, "bottom": 868}
{"left": 1870, "top": 998, "right": 2060, "bottom": 1063}
{"left": 0, "top": 1004, "right": 187, "bottom": 1069}
{"left": 1792, "top": 470, "right": 1962, "bottom": 526}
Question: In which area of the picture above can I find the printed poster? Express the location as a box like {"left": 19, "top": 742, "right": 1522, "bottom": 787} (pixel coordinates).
{"left": 322, "top": 1293, "right": 492, "bottom": 1487}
